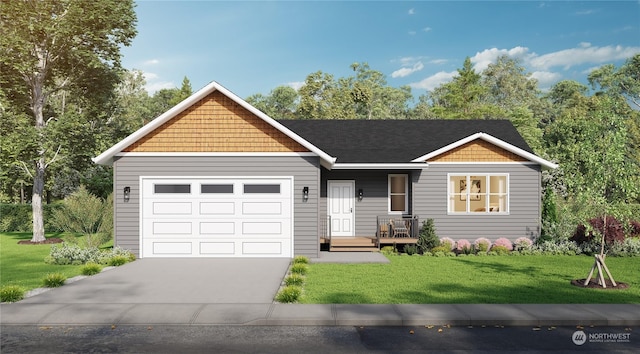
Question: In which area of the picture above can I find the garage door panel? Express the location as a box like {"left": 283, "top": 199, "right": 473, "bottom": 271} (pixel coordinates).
{"left": 200, "top": 202, "right": 235, "bottom": 215}
{"left": 200, "top": 222, "right": 235, "bottom": 235}
{"left": 141, "top": 177, "right": 292, "bottom": 258}
{"left": 152, "top": 202, "right": 192, "bottom": 215}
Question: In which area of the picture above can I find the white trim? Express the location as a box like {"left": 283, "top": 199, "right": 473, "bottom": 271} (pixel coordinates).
{"left": 388, "top": 174, "right": 409, "bottom": 214}
{"left": 332, "top": 163, "right": 426, "bottom": 170}
{"left": 93, "top": 81, "right": 336, "bottom": 166}
{"left": 115, "top": 152, "right": 318, "bottom": 158}
{"left": 411, "top": 132, "right": 558, "bottom": 170}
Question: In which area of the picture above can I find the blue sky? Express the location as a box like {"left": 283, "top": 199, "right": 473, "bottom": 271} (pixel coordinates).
{"left": 122, "top": 1, "right": 640, "bottom": 100}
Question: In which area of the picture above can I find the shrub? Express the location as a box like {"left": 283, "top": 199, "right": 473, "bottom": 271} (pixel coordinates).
{"left": 491, "top": 245, "right": 510, "bottom": 255}
{"left": 81, "top": 262, "right": 103, "bottom": 275}
{"left": 380, "top": 246, "right": 396, "bottom": 256}
{"left": 494, "top": 238, "right": 513, "bottom": 251}
{"left": 609, "top": 238, "right": 640, "bottom": 257}
{"left": 474, "top": 238, "right": 492, "bottom": 253}
{"left": 275, "top": 285, "right": 302, "bottom": 303}
{"left": 403, "top": 244, "right": 418, "bottom": 255}
{"left": 50, "top": 186, "right": 112, "bottom": 238}
{"left": 106, "top": 255, "right": 129, "bottom": 266}
{"left": 456, "top": 239, "right": 472, "bottom": 254}
{"left": 540, "top": 186, "right": 558, "bottom": 241}
{"left": 535, "top": 240, "right": 581, "bottom": 255}
{"left": 513, "top": 237, "right": 533, "bottom": 251}
{"left": 47, "top": 243, "right": 102, "bottom": 265}
{"left": 43, "top": 273, "right": 67, "bottom": 287}
{"left": 417, "top": 219, "right": 439, "bottom": 253}
{"left": 284, "top": 273, "right": 305, "bottom": 286}
{"left": 439, "top": 237, "right": 455, "bottom": 251}
{"left": 0, "top": 203, "right": 63, "bottom": 232}
{"left": 430, "top": 245, "right": 450, "bottom": 254}
{"left": 293, "top": 255, "right": 309, "bottom": 264}
{"left": 97, "top": 247, "right": 136, "bottom": 265}
{"left": 290, "top": 263, "right": 308, "bottom": 275}
{"left": 0, "top": 285, "right": 26, "bottom": 303}
{"left": 630, "top": 220, "right": 640, "bottom": 238}
{"left": 432, "top": 251, "right": 446, "bottom": 257}
{"left": 571, "top": 215, "right": 625, "bottom": 247}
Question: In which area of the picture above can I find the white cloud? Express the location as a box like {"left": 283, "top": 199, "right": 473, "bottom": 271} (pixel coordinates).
{"left": 287, "top": 81, "right": 305, "bottom": 91}
{"left": 423, "top": 27, "right": 432, "bottom": 32}
{"left": 408, "top": 30, "right": 416, "bottom": 35}
{"left": 143, "top": 59, "right": 160, "bottom": 66}
{"left": 530, "top": 71, "right": 562, "bottom": 88}
{"left": 429, "top": 59, "right": 448, "bottom": 65}
{"left": 575, "top": 9, "right": 596, "bottom": 15}
{"left": 391, "top": 61, "right": 424, "bottom": 78}
{"left": 408, "top": 8, "right": 415, "bottom": 15}
{"left": 528, "top": 43, "right": 640, "bottom": 70}
{"left": 409, "top": 71, "right": 457, "bottom": 91}
{"left": 142, "top": 71, "right": 175, "bottom": 94}
{"left": 470, "top": 46, "right": 532, "bottom": 72}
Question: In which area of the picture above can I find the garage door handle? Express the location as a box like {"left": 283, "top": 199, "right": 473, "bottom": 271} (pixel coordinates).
{"left": 350, "top": 208, "right": 353, "bottom": 213}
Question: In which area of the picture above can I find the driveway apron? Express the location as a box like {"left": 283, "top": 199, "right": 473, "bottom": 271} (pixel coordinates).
{"left": 18, "top": 258, "right": 291, "bottom": 304}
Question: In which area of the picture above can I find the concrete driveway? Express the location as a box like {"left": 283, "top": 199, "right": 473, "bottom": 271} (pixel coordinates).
{"left": 19, "top": 258, "right": 291, "bottom": 304}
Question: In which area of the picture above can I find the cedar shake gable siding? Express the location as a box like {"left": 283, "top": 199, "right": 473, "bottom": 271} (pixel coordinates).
{"left": 428, "top": 139, "right": 528, "bottom": 163}
{"left": 124, "top": 91, "right": 309, "bottom": 153}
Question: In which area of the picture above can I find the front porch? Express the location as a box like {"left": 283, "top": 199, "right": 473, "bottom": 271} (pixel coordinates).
{"left": 321, "top": 215, "right": 420, "bottom": 252}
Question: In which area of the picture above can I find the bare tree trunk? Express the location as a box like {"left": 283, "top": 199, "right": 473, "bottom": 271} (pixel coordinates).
{"left": 29, "top": 48, "right": 48, "bottom": 243}
{"left": 31, "top": 158, "right": 46, "bottom": 242}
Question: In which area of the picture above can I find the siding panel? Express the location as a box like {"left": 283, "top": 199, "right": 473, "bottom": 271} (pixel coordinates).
{"left": 414, "top": 163, "right": 541, "bottom": 241}
{"left": 113, "top": 155, "right": 320, "bottom": 258}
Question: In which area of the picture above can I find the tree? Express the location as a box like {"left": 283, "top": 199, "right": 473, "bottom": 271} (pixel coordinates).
{"left": 246, "top": 85, "right": 298, "bottom": 119}
{"left": 0, "top": 0, "right": 137, "bottom": 242}
{"left": 429, "top": 57, "right": 488, "bottom": 119}
{"left": 588, "top": 54, "right": 640, "bottom": 110}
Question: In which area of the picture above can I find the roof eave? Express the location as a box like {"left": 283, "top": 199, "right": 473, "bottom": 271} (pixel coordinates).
{"left": 411, "top": 132, "right": 558, "bottom": 169}
{"left": 92, "top": 81, "right": 335, "bottom": 166}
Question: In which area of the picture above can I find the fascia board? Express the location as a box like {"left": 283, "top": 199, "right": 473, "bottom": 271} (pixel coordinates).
{"left": 411, "top": 132, "right": 558, "bottom": 169}
{"left": 331, "top": 163, "right": 427, "bottom": 170}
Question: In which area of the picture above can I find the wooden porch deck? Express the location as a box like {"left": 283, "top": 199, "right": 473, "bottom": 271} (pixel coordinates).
{"left": 328, "top": 236, "right": 418, "bottom": 252}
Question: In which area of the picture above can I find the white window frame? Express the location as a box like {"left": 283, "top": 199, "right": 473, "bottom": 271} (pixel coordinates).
{"left": 447, "top": 173, "right": 509, "bottom": 214}
{"left": 388, "top": 174, "right": 408, "bottom": 214}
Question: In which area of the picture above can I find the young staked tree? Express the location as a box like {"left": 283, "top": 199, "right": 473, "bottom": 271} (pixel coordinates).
{"left": 0, "top": 0, "right": 137, "bottom": 242}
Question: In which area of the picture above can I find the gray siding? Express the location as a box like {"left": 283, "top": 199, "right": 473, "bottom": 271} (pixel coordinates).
{"left": 414, "top": 163, "right": 541, "bottom": 241}
{"left": 113, "top": 155, "right": 321, "bottom": 258}
{"left": 321, "top": 170, "right": 415, "bottom": 236}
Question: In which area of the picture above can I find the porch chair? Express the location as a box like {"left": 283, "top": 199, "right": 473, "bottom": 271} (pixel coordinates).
{"left": 390, "top": 219, "right": 410, "bottom": 238}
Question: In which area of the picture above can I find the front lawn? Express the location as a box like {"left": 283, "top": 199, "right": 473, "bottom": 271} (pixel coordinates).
{"left": 0, "top": 233, "right": 104, "bottom": 291}
{"left": 301, "top": 255, "right": 639, "bottom": 304}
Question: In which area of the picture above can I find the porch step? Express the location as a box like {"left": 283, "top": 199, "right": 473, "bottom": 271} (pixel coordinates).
{"left": 329, "top": 237, "right": 378, "bottom": 252}
{"left": 330, "top": 246, "right": 379, "bottom": 252}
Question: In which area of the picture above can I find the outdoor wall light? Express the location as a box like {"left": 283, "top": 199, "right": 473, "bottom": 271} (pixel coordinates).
{"left": 358, "top": 188, "right": 364, "bottom": 201}
{"left": 302, "top": 186, "right": 309, "bottom": 201}
{"left": 124, "top": 186, "right": 130, "bottom": 203}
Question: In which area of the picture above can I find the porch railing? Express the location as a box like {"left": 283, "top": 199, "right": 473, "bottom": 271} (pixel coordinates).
{"left": 376, "top": 215, "right": 419, "bottom": 244}
{"left": 320, "top": 214, "right": 331, "bottom": 246}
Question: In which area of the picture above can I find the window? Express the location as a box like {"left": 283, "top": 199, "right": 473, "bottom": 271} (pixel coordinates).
{"left": 243, "top": 184, "right": 280, "bottom": 194}
{"left": 388, "top": 174, "right": 408, "bottom": 213}
{"left": 201, "top": 184, "right": 233, "bottom": 194}
{"left": 154, "top": 184, "right": 191, "bottom": 194}
{"left": 448, "top": 174, "right": 508, "bottom": 213}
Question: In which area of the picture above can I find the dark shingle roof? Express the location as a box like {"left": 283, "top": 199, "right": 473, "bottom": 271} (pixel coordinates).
{"left": 277, "top": 119, "right": 533, "bottom": 163}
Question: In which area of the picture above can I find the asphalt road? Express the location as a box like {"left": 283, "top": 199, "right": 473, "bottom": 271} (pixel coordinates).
{"left": 1, "top": 325, "right": 637, "bottom": 353}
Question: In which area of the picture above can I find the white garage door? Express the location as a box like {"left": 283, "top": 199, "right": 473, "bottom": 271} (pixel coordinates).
{"left": 141, "top": 177, "right": 293, "bottom": 258}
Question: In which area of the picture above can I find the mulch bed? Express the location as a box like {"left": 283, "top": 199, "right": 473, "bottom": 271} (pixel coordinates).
{"left": 17, "top": 238, "right": 63, "bottom": 245}
{"left": 571, "top": 279, "right": 629, "bottom": 290}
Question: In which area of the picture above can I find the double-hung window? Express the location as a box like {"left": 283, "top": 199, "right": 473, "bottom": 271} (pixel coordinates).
{"left": 448, "top": 174, "right": 508, "bottom": 213}
{"left": 388, "top": 174, "right": 408, "bottom": 214}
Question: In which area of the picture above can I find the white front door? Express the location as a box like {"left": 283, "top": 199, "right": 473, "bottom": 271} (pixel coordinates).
{"left": 328, "top": 180, "right": 354, "bottom": 237}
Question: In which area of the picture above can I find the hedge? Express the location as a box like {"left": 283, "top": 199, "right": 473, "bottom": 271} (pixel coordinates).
{"left": 0, "top": 203, "right": 64, "bottom": 232}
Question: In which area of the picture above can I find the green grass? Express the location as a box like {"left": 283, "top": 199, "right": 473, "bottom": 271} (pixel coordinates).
{"left": 0, "top": 233, "right": 107, "bottom": 291}
{"left": 300, "top": 255, "right": 640, "bottom": 304}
